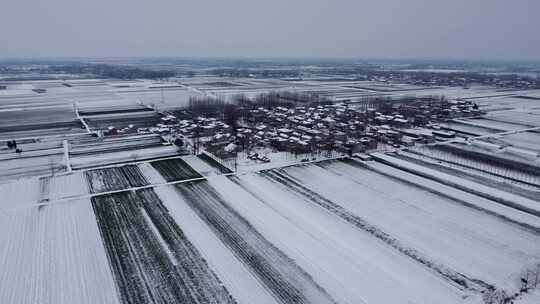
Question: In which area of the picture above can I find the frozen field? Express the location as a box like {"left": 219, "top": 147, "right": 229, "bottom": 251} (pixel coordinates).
{"left": 264, "top": 161, "right": 540, "bottom": 292}
{"left": 91, "top": 189, "right": 236, "bottom": 304}
{"left": 5, "top": 154, "right": 535, "bottom": 303}
{"left": 1, "top": 78, "right": 540, "bottom": 303}
{"left": 0, "top": 199, "right": 119, "bottom": 304}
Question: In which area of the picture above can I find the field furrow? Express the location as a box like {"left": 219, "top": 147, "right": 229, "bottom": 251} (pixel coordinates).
{"left": 270, "top": 161, "right": 540, "bottom": 294}
{"left": 174, "top": 180, "right": 336, "bottom": 304}
{"left": 211, "top": 175, "right": 465, "bottom": 304}
{"left": 151, "top": 158, "right": 202, "bottom": 182}
{"left": 85, "top": 165, "right": 148, "bottom": 193}
{"left": 91, "top": 189, "right": 235, "bottom": 304}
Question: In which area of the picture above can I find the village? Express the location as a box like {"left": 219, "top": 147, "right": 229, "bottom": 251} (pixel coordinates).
{"left": 130, "top": 95, "right": 483, "bottom": 165}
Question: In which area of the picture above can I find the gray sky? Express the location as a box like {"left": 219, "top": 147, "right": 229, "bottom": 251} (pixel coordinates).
{"left": 1, "top": 0, "right": 539, "bottom": 60}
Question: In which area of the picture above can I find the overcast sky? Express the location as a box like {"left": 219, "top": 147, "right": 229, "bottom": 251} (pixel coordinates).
{"left": 1, "top": 0, "right": 539, "bottom": 60}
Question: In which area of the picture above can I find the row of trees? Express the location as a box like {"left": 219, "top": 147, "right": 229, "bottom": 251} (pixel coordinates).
{"left": 49, "top": 64, "right": 176, "bottom": 80}
{"left": 186, "top": 91, "right": 332, "bottom": 131}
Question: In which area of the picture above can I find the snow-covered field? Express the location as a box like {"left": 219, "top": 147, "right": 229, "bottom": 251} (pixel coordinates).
{"left": 2, "top": 79, "right": 540, "bottom": 303}
{"left": 70, "top": 145, "right": 179, "bottom": 169}
{"left": 266, "top": 161, "right": 540, "bottom": 293}
{"left": 91, "top": 188, "right": 237, "bottom": 304}
{"left": 0, "top": 199, "right": 120, "bottom": 304}
{"left": 223, "top": 174, "right": 467, "bottom": 303}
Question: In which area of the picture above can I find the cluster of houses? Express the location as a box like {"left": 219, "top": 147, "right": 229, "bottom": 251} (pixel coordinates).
{"left": 360, "top": 70, "right": 540, "bottom": 90}
{"left": 142, "top": 98, "right": 481, "bottom": 160}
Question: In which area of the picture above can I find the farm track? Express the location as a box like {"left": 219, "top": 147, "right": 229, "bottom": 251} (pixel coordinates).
{"left": 174, "top": 181, "right": 337, "bottom": 304}
{"left": 152, "top": 158, "right": 202, "bottom": 182}
{"left": 85, "top": 165, "right": 149, "bottom": 193}
{"left": 91, "top": 189, "right": 236, "bottom": 304}
{"left": 261, "top": 168, "right": 491, "bottom": 291}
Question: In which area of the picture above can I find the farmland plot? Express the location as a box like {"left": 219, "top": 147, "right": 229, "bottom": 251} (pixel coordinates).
{"left": 403, "top": 148, "right": 540, "bottom": 192}
{"left": 412, "top": 145, "right": 540, "bottom": 186}
{"left": 180, "top": 155, "right": 221, "bottom": 176}
{"left": 394, "top": 150, "right": 540, "bottom": 200}
{"left": 0, "top": 153, "right": 65, "bottom": 181}
{"left": 153, "top": 185, "right": 280, "bottom": 304}
{"left": 499, "top": 131, "right": 540, "bottom": 153}
{"left": 486, "top": 111, "right": 540, "bottom": 128}
{"left": 151, "top": 158, "right": 202, "bottom": 182}
{"left": 91, "top": 189, "right": 236, "bottom": 304}
{"left": 49, "top": 172, "right": 89, "bottom": 198}
{"left": 38, "top": 172, "right": 89, "bottom": 201}
{"left": 84, "top": 112, "right": 161, "bottom": 130}
{"left": 360, "top": 159, "right": 540, "bottom": 230}
{"left": 0, "top": 199, "right": 120, "bottom": 304}
{"left": 70, "top": 134, "right": 165, "bottom": 156}
{"left": 464, "top": 141, "right": 540, "bottom": 168}
{"left": 197, "top": 153, "right": 233, "bottom": 174}
{"left": 0, "top": 177, "right": 41, "bottom": 210}
{"left": 223, "top": 175, "right": 466, "bottom": 304}
{"left": 85, "top": 165, "right": 148, "bottom": 193}
{"left": 269, "top": 161, "right": 540, "bottom": 294}
{"left": 369, "top": 153, "right": 540, "bottom": 217}
{"left": 138, "top": 162, "right": 168, "bottom": 184}
{"left": 174, "top": 180, "right": 337, "bottom": 304}
{"left": 71, "top": 145, "right": 179, "bottom": 169}
{"left": 0, "top": 106, "right": 77, "bottom": 129}
{"left": 441, "top": 121, "right": 502, "bottom": 136}
{"left": 463, "top": 117, "right": 533, "bottom": 131}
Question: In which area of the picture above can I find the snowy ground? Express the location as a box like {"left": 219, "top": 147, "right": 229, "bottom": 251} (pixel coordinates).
{"left": 223, "top": 174, "right": 467, "bottom": 303}
{"left": 266, "top": 160, "right": 540, "bottom": 295}
{"left": 2, "top": 80, "right": 540, "bottom": 304}
{"left": 0, "top": 199, "right": 120, "bottom": 304}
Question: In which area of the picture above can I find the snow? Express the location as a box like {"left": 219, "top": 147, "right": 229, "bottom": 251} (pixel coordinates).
{"left": 226, "top": 148, "right": 344, "bottom": 173}
{"left": 397, "top": 149, "right": 539, "bottom": 193}
{"left": 501, "top": 131, "right": 540, "bottom": 152}
{"left": 462, "top": 118, "right": 531, "bottom": 131}
{"left": 372, "top": 152, "right": 540, "bottom": 216}
{"left": 0, "top": 177, "right": 41, "bottom": 211}
{"left": 487, "top": 111, "right": 540, "bottom": 127}
{"left": 153, "top": 185, "right": 279, "bottom": 304}
{"left": 411, "top": 145, "right": 539, "bottom": 186}
{"left": 0, "top": 153, "right": 65, "bottom": 181}
{"left": 70, "top": 145, "right": 178, "bottom": 169}
{"left": 208, "top": 175, "right": 466, "bottom": 304}
{"left": 364, "top": 159, "right": 540, "bottom": 228}
{"left": 180, "top": 155, "right": 221, "bottom": 176}
{"left": 0, "top": 199, "right": 120, "bottom": 304}
{"left": 138, "top": 161, "right": 168, "bottom": 184}
{"left": 515, "top": 290, "right": 540, "bottom": 304}
{"left": 277, "top": 161, "right": 540, "bottom": 293}
{"left": 41, "top": 172, "right": 89, "bottom": 201}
